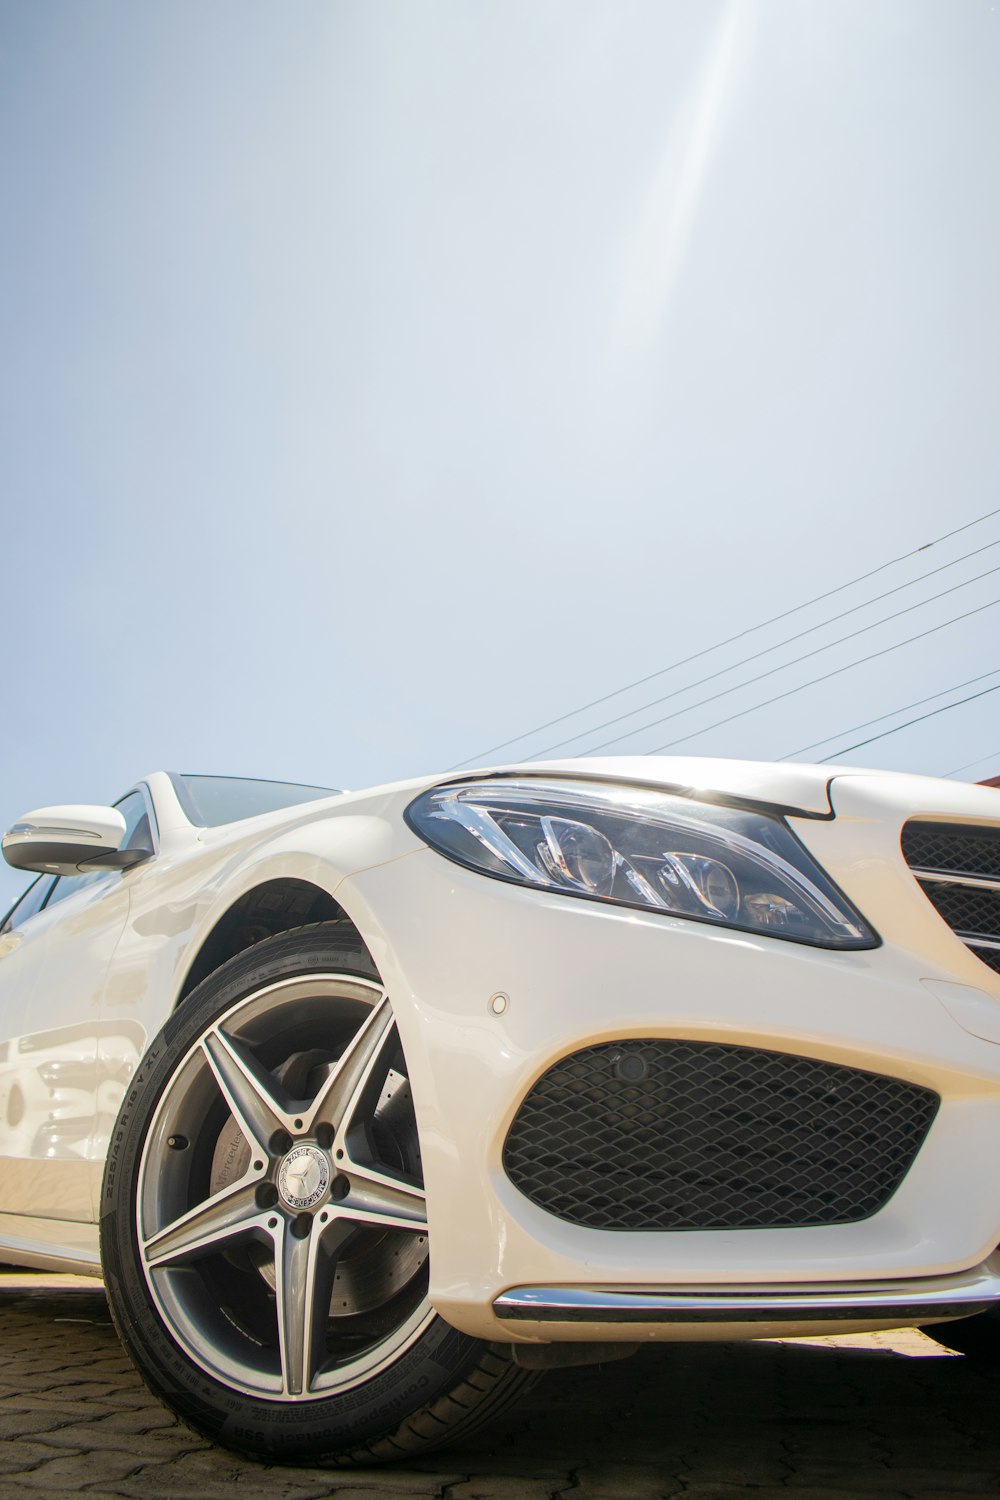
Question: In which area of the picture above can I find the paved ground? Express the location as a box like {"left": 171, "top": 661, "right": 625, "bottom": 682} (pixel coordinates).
{"left": 0, "top": 1272, "right": 998, "bottom": 1499}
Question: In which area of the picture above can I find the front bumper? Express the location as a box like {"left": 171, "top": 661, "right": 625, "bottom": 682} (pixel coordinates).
{"left": 339, "top": 770, "right": 1000, "bottom": 1343}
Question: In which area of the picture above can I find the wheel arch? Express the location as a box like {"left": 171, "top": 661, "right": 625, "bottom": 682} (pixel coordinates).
{"left": 175, "top": 876, "right": 371, "bottom": 1003}
{"left": 168, "top": 806, "right": 424, "bottom": 1011}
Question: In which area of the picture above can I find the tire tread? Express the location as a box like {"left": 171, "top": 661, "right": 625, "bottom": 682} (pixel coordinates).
{"left": 334, "top": 1350, "right": 538, "bottom": 1467}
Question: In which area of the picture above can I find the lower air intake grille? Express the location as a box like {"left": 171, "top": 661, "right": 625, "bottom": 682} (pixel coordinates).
{"left": 902, "top": 820, "right": 1000, "bottom": 978}
{"left": 502, "top": 1040, "right": 938, "bottom": 1231}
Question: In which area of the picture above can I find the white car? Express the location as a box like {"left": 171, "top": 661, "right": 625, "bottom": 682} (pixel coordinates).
{"left": 1, "top": 761, "right": 999, "bottom": 1464}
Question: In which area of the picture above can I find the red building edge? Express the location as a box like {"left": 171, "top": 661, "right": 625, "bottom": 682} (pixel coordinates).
{"left": 980, "top": 775, "right": 1000, "bottom": 788}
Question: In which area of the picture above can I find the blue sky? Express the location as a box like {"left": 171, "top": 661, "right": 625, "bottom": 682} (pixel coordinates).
{"left": 2, "top": 0, "right": 999, "bottom": 911}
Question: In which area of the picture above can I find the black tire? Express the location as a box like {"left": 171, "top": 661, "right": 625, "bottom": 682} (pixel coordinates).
{"left": 100, "top": 922, "right": 536, "bottom": 1465}
{"left": 920, "top": 1310, "right": 1000, "bottom": 1362}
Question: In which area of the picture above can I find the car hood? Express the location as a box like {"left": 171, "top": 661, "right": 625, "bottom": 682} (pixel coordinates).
{"left": 463, "top": 756, "right": 1000, "bottom": 821}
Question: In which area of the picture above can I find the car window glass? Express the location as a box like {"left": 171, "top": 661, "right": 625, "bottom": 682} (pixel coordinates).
{"left": 43, "top": 867, "right": 113, "bottom": 911}
{"left": 178, "top": 775, "right": 336, "bottom": 827}
{"left": 117, "top": 790, "right": 155, "bottom": 852}
{"left": 0, "top": 874, "right": 56, "bottom": 934}
{"left": 43, "top": 789, "right": 154, "bottom": 913}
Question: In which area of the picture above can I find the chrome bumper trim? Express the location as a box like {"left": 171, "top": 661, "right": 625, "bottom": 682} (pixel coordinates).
{"left": 494, "top": 1261, "right": 1000, "bottom": 1324}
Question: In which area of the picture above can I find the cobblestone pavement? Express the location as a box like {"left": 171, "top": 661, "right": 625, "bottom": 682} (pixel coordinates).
{"left": 1, "top": 1271, "right": 998, "bottom": 1499}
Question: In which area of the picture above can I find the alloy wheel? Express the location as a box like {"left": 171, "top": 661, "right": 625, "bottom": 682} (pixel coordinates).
{"left": 136, "top": 975, "right": 433, "bottom": 1400}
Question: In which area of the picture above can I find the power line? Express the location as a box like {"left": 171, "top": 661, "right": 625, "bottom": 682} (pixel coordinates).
{"left": 641, "top": 594, "right": 1000, "bottom": 756}
{"left": 577, "top": 561, "right": 1000, "bottom": 757}
{"left": 942, "top": 750, "right": 1000, "bottom": 778}
{"left": 527, "top": 536, "right": 1000, "bottom": 759}
{"left": 814, "top": 682, "right": 1000, "bottom": 763}
{"left": 451, "top": 503, "right": 1000, "bottom": 768}
{"left": 779, "top": 667, "right": 1000, "bottom": 761}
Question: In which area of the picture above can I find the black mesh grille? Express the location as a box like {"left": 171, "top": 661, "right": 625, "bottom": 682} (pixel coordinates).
{"left": 503, "top": 1040, "right": 938, "bottom": 1231}
{"left": 915, "top": 881, "right": 1000, "bottom": 939}
{"left": 902, "top": 820, "right": 1000, "bottom": 979}
{"left": 901, "top": 821, "right": 1000, "bottom": 881}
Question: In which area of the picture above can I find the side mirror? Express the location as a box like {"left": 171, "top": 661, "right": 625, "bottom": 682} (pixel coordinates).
{"left": 1, "top": 805, "right": 149, "bottom": 877}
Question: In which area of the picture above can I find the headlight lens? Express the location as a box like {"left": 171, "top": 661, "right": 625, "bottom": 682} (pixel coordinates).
{"left": 405, "top": 778, "right": 876, "bottom": 949}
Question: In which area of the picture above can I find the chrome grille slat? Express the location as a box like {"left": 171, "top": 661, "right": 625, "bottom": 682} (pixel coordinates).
{"left": 909, "top": 868, "right": 1000, "bottom": 893}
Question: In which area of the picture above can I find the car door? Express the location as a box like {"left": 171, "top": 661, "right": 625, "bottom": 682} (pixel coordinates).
{"left": 0, "top": 874, "right": 57, "bottom": 1185}
{"left": 0, "top": 788, "right": 154, "bottom": 1223}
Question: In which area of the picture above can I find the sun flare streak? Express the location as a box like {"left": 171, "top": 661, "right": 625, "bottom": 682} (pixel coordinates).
{"left": 612, "top": 0, "right": 758, "bottom": 354}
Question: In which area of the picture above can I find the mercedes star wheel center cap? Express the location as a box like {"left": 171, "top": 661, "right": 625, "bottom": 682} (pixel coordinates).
{"left": 277, "top": 1144, "right": 331, "bottom": 1210}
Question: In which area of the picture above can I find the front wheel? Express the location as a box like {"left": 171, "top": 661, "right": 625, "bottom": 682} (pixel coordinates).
{"left": 101, "top": 923, "right": 535, "bottom": 1465}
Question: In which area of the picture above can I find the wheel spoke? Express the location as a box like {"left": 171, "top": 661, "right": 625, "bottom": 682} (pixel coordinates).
{"left": 304, "top": 993, "right": 396, "bottom": 1135}
{"left": 339, "top": 1155, "right": 427, "bottom": 1229}
{"left": 272, "top": 1218, "right": 350, "bottom": 1397}
{"left": 274, "top": 1221, "right": 312, "bottom": 1397}
{"left": 143, "top": 1180, "right": 263, "bottom": 1269}
{"left": 202, "top": 1028, "right": 291, "bottom": 1153}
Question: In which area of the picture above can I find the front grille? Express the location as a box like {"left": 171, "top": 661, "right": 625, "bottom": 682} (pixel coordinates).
{"left": 901, "top": 822, "right": 1000, "bottom": 882}
{"left": 902, "top": 819, "right": 1000, "bottom": 978}
{"left": 503, "top": 1039, "right": 938, "bottom": 1231}
{"left": 916, "top": 881, "right": 1000, "bottom": 938}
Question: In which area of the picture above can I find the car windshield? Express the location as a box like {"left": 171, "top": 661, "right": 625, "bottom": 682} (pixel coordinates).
{"left": 176, "top": 775, "right": 338, "bottom": 828}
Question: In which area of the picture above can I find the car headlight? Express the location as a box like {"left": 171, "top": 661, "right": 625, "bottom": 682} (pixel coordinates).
{"left": 405, "top": 778, "right": 876, "bottom": 949}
